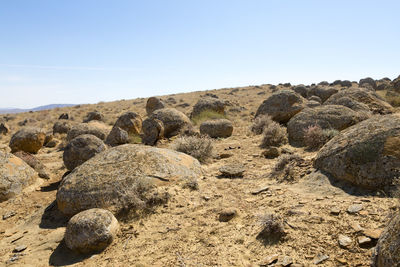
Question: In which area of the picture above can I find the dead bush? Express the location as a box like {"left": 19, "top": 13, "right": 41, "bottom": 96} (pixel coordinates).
{"left": 304, "top": 125, "right": 339, "bottom": 150}
{"left": 272, "top": 154, "right": 306, "bottom": 182}
{"left": 260, "top": 122, "right": 288, "bottom": 148}
{"left": 251, "top": 115, "right": 273, "bottom": 134}
{"left": 172, "top": 135, "right": 214, "bottom": 163}
{"left": 257, "top": 213, "right": 286, "bottom": 243}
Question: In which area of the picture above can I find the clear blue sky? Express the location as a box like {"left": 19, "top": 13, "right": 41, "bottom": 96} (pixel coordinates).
{"left": 1, "top": 0, "right": 399, "bottom": 108}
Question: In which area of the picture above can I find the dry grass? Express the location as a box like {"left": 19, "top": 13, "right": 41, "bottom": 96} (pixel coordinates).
{"left": 251, "top": 115, "right": 273, "bottom": 134}
{"left": 304, "top": 125, "right": 338, "bottom": 150}
{"left": 191, "top": 110, "right": 227, "bottom": 125}
{"left": 257, "top": 213, "right": 286, "bottom": 243}
{"left": 260, "top": 122, "right": 288, "bottom": 148}
{"left": 171, "top": 135, "right": 214, "bottom": 163}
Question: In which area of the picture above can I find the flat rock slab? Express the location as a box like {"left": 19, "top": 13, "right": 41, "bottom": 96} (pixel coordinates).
{"left": 219, "top": 164, "right": 245, "bottom": 178}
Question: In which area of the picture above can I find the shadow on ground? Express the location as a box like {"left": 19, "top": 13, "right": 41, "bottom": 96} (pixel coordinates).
{"left": 49, "top": 240, "right": 91, "bottom": 266}
{"left": 39, "top": 200, "right": 69, "bottom": 229}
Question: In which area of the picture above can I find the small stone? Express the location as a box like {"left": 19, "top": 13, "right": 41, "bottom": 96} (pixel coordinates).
{"left": 330, "top": 207, "right": 341, "bottom": 215}
{"left": 218, "top": 153, "right": 233, "bottom": 159}
{"left": 218, "top": 209, "right": 237, "bottom": 222}
{"left": 260, "top": 254, "right": 279, "bottom": 266}
{"left": 350, "top": 222, "right": 364, "bottom": 232}
{"left": 338, "top": 234, "right": 352, "bottom": 248}
{"left": 357, "top": 236, "right": 371, "bottom": 245}
{"left": 262, "top": 146, "right": 280, "bottom": 159}
{"left": 2, "top": 211, "right": 16, "bottom": 220}
{"left": 276, "top": 256, "right": 293, "bottom": 266}
{"left": 347, "top": 204, "right": 363, "bottom": 214}
{"left": 363, "top": 228, "right": 383, "bottom": 239}
{"left": 335, "top": 257, "right": 347, "bottom": 265}
{"left": 251, "top": 186, "right": 270, "bottom": 195}
{"left": 13, "top": 245, "right": 27, "bottom": 253}
{"left": 219, "top": 164, "right": 245, "bottom": 178}
{"left": 313, "top": 254, "right": 329, "bottom": 264}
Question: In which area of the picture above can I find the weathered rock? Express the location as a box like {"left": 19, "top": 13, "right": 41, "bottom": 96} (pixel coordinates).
{"left": 309, "top": 87, "right": 338, "bottom": 103}
{"left": 314, "top": 114, "right": 400, "bottom": 190}
{"left": 292, "top": 85, "right": 308, "bottom": 98}
{"left": 64, "top": 208, "right": 119, "bottom": 254}
{"left": 53, "top": 121, "right": 72, "bottom": 134}
{"left": 372, "top": 214, "right": 400, "bottom": 267}
{"left": 83, "top": 111, "right": 104, "bottom": 123}
{"left": 63, "top": 134, "right": 107, "bottom": 171}
{"left": 58, "top": 113, "right": 69, "bottom": 120}
{"left": 105, "top": 127, "right": 129, "bottom": 147}
{"left": 357, "top": 236, "right": 371, "bottom": 246}
{"left": 9, "top": 127, "right": 46, "bottom": 154}
{"left": 325, "top": 87, "right": 393, "bottom": 114}
{"left": 338, "top": 234, "right": 352, "bottom": 248}
{"left": 0, "top": 151, "right": 37, "bottom": 201}
{"left": 13, "top": 151, "right": 49, "bottom": 179}
{"left": 218, "top": 208, "right": 237, "bottom": 222}
{"left": 66, "top": 122, "right": 109, "bottom": 141}
{"left": 0, "top": 122, "right": 10, "bottom": 135}
{"left": 57, "top": 144, "right": 202, "bottom": 216}
{"left": 392, "top": 75, "right": 400, "bottom": 92}
{"left": 324, "top": 96, "right": 371, "bottom": 114}
{"left": 262, "top": 146, "right": 281, "bottom": 159}
{"left": 150, "top": 108, "right": 191, "bottom": 138}
{"left": 141, "top": 118, "right": 164, "bottom": 146}
{"left": 306, "top": 100, "right": 321, "bottom": 108}
{"left": 219, "top": 164, "right": 245, "bottom": 178}
{"left": 308, "top": 95, "right": 322, "bottom": 103}
{"left": 255, "top": 90, "right": 306, "bottom": 123}
{"left": 347, "top": 204, "right": 363, "bottom": 214}
{"left": 113, "top": 112, "right": 142, "bottom": 135}
{"left": 191, "top": 97, "right": 225, "bottom": 118}
{"left": 287, "top": 105, "right": 368, "bottom": 146}
{"left": 359, "top": 77, "right": 377, "bottom": 90}
{"left": 199, "top": 119, "right": 233, "bottom": 138}
{"left": 146, "top": 97, "right": 166, "bottom": 115}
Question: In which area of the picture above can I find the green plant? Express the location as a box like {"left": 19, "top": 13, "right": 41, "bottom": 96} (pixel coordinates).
{"left": 191, "top": 110, "right": 226, "bottom": 125}
{"left": 172, "top": 135, "right": 214, "bottom": 163}
{"left": 129, "top": 134, "right": 142, "bottom": 144}
{"left": 260, "top": 122, "right": 288, "bottom": 148}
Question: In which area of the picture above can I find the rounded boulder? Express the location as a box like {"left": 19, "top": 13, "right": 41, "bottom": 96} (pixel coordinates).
{"left": 200, "top": 119, "right": 233, "bottom": 138}
{"left": 9, "top": 127, "right": 46, "bottom": 154}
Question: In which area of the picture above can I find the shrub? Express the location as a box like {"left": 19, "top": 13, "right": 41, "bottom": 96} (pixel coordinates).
{"left": 303, "top": 125, "right": 339, "bottom": 150}
{"left": 172, "top": 135, "right": 214, "bottom": 163}
{"left": 251, "top": 115, "right": 274, "bottom": 134}
{"left": 191, "top": 110, "right": 226, "bottom": 125}
{"left": 272, "top": 154, "right": 305, "bottom": 182}
{"left": 128, "top": 133, "right": 142, "bottom": 144}
{"left": 260, "top": 122, "right": 288, "bottom": 148}
{"left": 385, "top": 92, "right": 400, "bottom": 107}
{"left": 257, "top": 213, "right": 286, "bottom": 243}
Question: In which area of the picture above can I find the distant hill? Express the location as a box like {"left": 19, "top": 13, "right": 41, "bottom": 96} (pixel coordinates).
{"left": 0, "top": 104, "right": 76, "bottom": 114}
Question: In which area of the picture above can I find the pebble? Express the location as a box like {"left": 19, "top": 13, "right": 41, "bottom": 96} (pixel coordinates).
{"left": 260, "top": 254, "right": 279, "bottom": 266}
{"left": 347, "top": 204, "right": 363, "bottom": 214}
{"left": 276, "top": 256, "right": 293, "bottom": 266}
{"left": 363, "top": 228, "right": 383, "bottom": 239}
{"left": 357, "top": 236, "right": 372, "bottom": 245}
{"left": 313, "top": 254, "right": 329, "bottom": 264}
{"left": 13, "top": 245, "right": 27, "bottom": 253}
{"left": 219, "top": 164, "right": 245, "bottom": 178}
{"left": 2, "top": 211, "right": 16, "bottom": 220}
{"left": 338, "top": 234, "right": 352, "bottom": 248}
{"left": 330, "top": 207, "right": 341, "bottom": 215}
{"left": 218, "top": 209, "right": 237, "bottom": 222}
{"left": 350, "top": 222, "right": 364, "bottom": 232}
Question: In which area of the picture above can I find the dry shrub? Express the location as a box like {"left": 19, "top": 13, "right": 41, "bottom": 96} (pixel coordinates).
{"left": 304, "top": 125, "right": 339, "bottom": 150}
{"left": 385, "top": 91, "right": 400, "bottom": 107}
{"left": 257, "top": 213, "right": 286, "bottom": 243}
{"left": 172, "top": 135, "right": 214, "bottom": 163}
{"left": 272, "top": 154, "right": 305, "bottom": 182}
{"left": 191, "top": 110, "right": 226, "bottom": 125}
{"left": 260, "top": 122, "right": 288, "bottom": 148}
{"left": 251, "top": 115, "right": 273, "bottom": 134}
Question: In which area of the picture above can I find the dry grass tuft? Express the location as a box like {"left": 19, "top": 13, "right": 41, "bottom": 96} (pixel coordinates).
{"left": 257, "top": 213, "right": 286, "bottom": 243}
{"left": 251, "top": 115, "right": 273, "bottom": 134}
{"left": 191, "top": 110, "right": 226, "bottom": 125}
{"left": 172, "top": 135, "right": 214, "bottom": 163}
{"left": 260, "top": 122, "right": 288, "bottom": 148}
{"left": 303, "top": 125, "right": 338, "bottom": 150}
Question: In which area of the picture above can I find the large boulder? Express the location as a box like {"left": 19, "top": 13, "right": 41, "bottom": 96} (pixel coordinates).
{"left": 287, "top": 105, "right": 368, "bottom": 146}
{"left": 392, "top": 75, "right": 400, "bottom": 92}
{"left": 53, "top": 121, "right": 72, "bottom": 134}
{"left": 66, "top": 122, "right": 109, "bottom": 141}
{"left": 0, "top": 151, "right": 37, "bottom": 201}
{"left": 142, "top": 118, "right": 164, "bottom": 146}
{"left": 191, "top": 97, "right": 225, "bottom": 118}
{"left": 359, "top": 77, "right": 377, "bottom": 90}
{"left": 149, "top": 108, "right": 191, "bottom": 138}
{"left": 146, "top": 97, "right": 166, "bottom": 115}
{"left": 200, "top": 119, "right": 233, "bottom": 138}
{"left": 113, "top": 112, "right": 142, "bottom": 135}
{"left": 83, "top": 111, "right": 104, "bottom": 123}
{"left": 0, "top": 122, "right": 10, "bottom": 135}
{"left": 64, "top": 208, "right": 119, "bottom": 254}
{"left": 105, "top": 127, "right": 129, "bottom": 147}
{"left": 308, "top": 87, "right": 338, "bottom": 103}
{"left": 372, "top": 214, "right": 400, "bottom": 267}
{"left": 63, "top": 134, "right": 107, "bottom": 171}
{"left": 255, "top": 90, "right": 306, "bottom": 123}
{"left": 325, "top": 87, "right": 393, "bottom": 114}
{"left": 57, "top": 144, "right": 202, "bottom": 216}
{"left": 9, "top": 127, "right": 46, "bottom": 154}
{"left": 314, "top": 114, "right": 400, "bottom": 190}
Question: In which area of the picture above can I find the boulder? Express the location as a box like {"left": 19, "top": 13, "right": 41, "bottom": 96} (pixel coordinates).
{"left": 83, "top": 111, "right": 104, "bottom": 123}
{"left": 113, "top": 112, "right": 142, "bottom": 135}
{"left": 359, "top": 77, "right": 377, "bottom": 90}
{"left": 191, "top": 97, "right": 225, "bottom": 118}
{"left": 292, "top": 85, "right": 308, "bottom": 98}
{"left": 9, "top": 127, "right": 46, "bottom": 154}
{"left": 13, "top": 151, "right": 49, "bottom": 179}
{"left": 325, "top": 87, "right": 393, "bottom": 114}
{"left": 105, "top": 127, "right": 129, "bottom": 147}
{"left": 199, "top": 119, "right": 233, "bottom": 138}
{"left": 392, "top": 75, "right": 400, "bottom": 92}
{"left": 287, "top": 105, "right": 368, "bottom": 146}
{"left": 255, "top": 90, "right": 306, "bottom": 123}
{"left": 314, "top": 114, "right": 400, "bottom": 190}
{"left": 306, "top": 100, "right": 321, "bottom": 108}
{"left": 149, "top": 108, "right": 191, "bottom": 138}
{"left": 57, "top": 144, "right": 202, "bottom": 216}
{"left": 53, "top": 121, "right": 72, "bottom": 134}
{"left": 66, "top": 122, "right": 109, "bottom": 141}
{"left": 64, "top": 208, "right": 119, "bottom": 254}
{"left": 63, "top": 134, "right": 107, "bottom": 171}
{"left": 308, "top": 95, "right": 322, "bottom": 103}
{"left": 0, "top": 122, "right": 10, "bottom": 135}
{"left": 372, "top": 214, "right": 400, "bottom": 267}
{"left": 146, "top": 97, "right": 166, "bottom": 115}
{"left": 142, "top": 118, "right": 164, "bottom": 146}
{"left": 308, "top": 87, "right": 338, "bottom": 103}
{"left": 58, "top": 113, "right": 69, "bottom": 120}
{"left": 0, "top": 151, "right": 37, "bottom": 201}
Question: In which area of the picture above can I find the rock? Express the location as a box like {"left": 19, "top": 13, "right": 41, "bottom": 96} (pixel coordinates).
{"left": 141, "top": 118, "right": 164, "bottom": 146}
{"left": 66, "top": 122, "right": 109, "bottom": 141}
{"left": 83, "top": 111, "right": 104, "bottom": 123}
{"left": 306, "top": 100, "right": 321, "bottom": 108}
{"left": 330, "top": 207, "right": 341, "bottom": 215}
{"left": 324, "top": 96, "right": 372, "bottom": 114}
{"left": 313, "top": 254, "right": 329, "bottom": 265}
{"left": 392, "top": 75, "right": 400, "bottom": 92}
{"left": 13, "top": 245, "right": 27, "bottom": 253}
{"left": 191, "top": 97, "right": 225, "bottom": 118}
{"left": 287, "top": 105, "right": 368, "bottom": 146}
{"left": 63, "top": 134, "right": 107, "bottom": 171}
{"left": 0, "top": 122, "right": 10, "bottom": 135}
{"left": 338, "top": 234, "right": 352, "bottom": 248}
{"left": 58, "top": 113, "right": 69, "bottom": 120}
{"left": 105, "top": 127, "right": 129, "bottom": 147}
{"left": 276, "top": 256, "right": 293, "bottom": 266}
{"left": 57, "top": 144, "right": 202, "bottom": 216}
{"left": 350, "top": 222, "right": 364, "bottom": 232}
{"left": 255, "top": 90, "right": 306, "bottom": 123}
{"left": 9, "top": 127, "right": 46, "bottom": 154}
{"left": 309, "top": 87, "right": 338, "bottom": 103}
{"left": 219, "top": 164, "right": 245, "bottom": 178}
{"left": 372, "top": 214, "right": 400, "bottom": 266}
{"left": 314, "top": 114, "right": 400, "bottom": 190}
{"left": 149, "top": 108, "right": 191, "bottom": 138}
{"left": 13, "top": 151, "right": 49, "bottom": 179}
{"left": 218, "top": 208, "right": 237, "bottom": 222}
{"left": 45, "top": 138, "right": 59, "bottom": 148}
{"left": 64, "top": 208, "right": 119, "bottom": 254}
{"left": 364, "top": 228, "right": 383, "bottom": 240}
{"left": 292, "top": 85, "right": 308, "bottom": 98}
{"left": 325, "top": 87, "right": 393, "bottom": 114}
{"left": 113, "top": 112, "right": 142, "bottom": 135}
{"left": 357, "top": 236, "right": 371, "bottom": 246}
{"left": 347, "top": 204, "right": 363, "bottom": 214}
{"left": 146, "top": 97, "right": 166, "bottom": 115}
{"left": 199, "top": 119, "right": 233, "bottom": 138}
{"left": 0, "top": 151, "right": 37, "bottom": 202}
{"left": 308, "top": 95, "right": 322, "bottom": 103}
{"left": 262, "top": 146, "right": 280, "bottom": 159}
{"left": 53, "top": 121, "right": 72, "bottom": 134}
{"left": 2, "top": 211, "right": 16, "bottom": 220}
{"left": 359, "top": 77, "right": 377, "bottom": 90}
{"left": 260, "top": 254, "right": 279, "bottom": 266}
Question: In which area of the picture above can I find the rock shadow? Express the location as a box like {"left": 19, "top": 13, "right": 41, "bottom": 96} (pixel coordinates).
{"left": 49, "top": 240, "right": 91, "bottom": 266}
{"left": 39, "top": 200, "right": 69, "bottom": 229}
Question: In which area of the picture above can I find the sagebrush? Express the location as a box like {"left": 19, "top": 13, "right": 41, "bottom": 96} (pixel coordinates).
{"left": 257, "top": 213, "right": 286, "bottom": 242}
{"left": 303, "top": 125, "right": 338, "bottom": 150}
{"left": 260, "top": 121, "right": 288, "bottom": 148}
{"left": 191, "top": 109, "right": 226, "bottom": 125}
{"left": 251, "top": 115, "right": 273, "bottom": 134}
{"left": 172, "top": 135, "right": 214, "bottom": 163}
